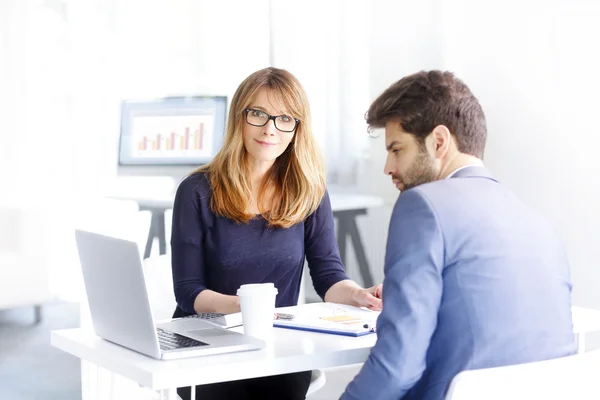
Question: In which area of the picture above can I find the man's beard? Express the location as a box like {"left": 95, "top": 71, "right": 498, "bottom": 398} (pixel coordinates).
{"left": 393, "top": 150, "right": 438, "bottom": 191}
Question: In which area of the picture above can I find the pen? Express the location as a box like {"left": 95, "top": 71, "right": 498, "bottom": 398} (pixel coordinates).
{"left": 363, "top": 324, "right": 376, "bottom": 332}
{"left": 275, "top": 313, "right": 295, "bottom": 320}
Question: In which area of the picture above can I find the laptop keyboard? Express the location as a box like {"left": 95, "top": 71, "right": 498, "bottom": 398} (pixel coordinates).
{"left": 185, "top": 312, "right": 225, "bottom": 321}
{"left": 179, "top": 312, "right": 244, "bottom": 329}
{"left": 156, "top": 328, "right": 208, "bottom": 351}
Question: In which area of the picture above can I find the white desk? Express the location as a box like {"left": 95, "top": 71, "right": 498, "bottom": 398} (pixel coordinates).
{"left": 108, "top": 191, "right": 384, "bottom": 287}
{"left": 52, "top": 312, "right": 376, "bottom": 399}
{"left": 53, "top": 306, "right": 600, "bottom": 399}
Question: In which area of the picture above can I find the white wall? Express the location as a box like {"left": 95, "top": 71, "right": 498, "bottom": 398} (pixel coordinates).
{"left": 66, "top": 0, "right": 271, "bottom": 195}
{"left": 0, "top": 0, "right": 273, "bottom": 301}
{"left": 363, "top": 0, "right": 600, "bottom": 346}
{"left": 348, "top": 0, "right": 448, "bottom": 290}
{"left": 360, "top": 0, "right": 444, "bottom": 203}
{"left": 440, "top": 0, "right": 600, "bottom": 313}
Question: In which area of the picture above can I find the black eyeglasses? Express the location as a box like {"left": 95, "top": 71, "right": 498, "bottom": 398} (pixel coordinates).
{"left": 245, "top": 108, "right": 299, "bottom": 133}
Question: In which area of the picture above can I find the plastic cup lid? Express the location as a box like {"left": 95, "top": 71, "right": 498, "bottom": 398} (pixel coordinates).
{"left": 237, "top": 283, "right": 278, "bottom": 296}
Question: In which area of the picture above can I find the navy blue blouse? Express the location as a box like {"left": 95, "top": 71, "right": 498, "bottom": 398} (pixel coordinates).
{"left": 170, "top": 172, "right": 349, "bottom": 314}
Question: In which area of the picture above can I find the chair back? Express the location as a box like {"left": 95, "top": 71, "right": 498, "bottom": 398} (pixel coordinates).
{"left": 142, "top": 254, "right": 177, "bottom": 321}
{"left": 445, "top": 349, "right": 600, "bottom": 400}
{"left": 73, "top": 197, "right": 152, "bottom": 327}
{"left": 0, "top": 205, "right": 52, "bottom": 308}
{"left": 72, "top": 197, "right": 151, "bottom": 251}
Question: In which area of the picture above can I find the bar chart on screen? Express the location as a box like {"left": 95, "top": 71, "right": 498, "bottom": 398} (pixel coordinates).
{"left": 131, "top": 113, "right": 215, "bottom": 158}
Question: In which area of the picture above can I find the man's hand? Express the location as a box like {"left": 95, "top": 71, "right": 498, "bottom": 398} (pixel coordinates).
{"left": 352, "top": 284, "right": 383, "bottom": 311}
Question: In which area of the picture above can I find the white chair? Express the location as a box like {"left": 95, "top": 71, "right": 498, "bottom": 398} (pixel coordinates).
{"left": 572, "top": 305, "right": 600, "bottom": 353}
{"left": 143, "top": 254, "right": 177, "bottom": 321}
{"left": 0, "top": 204, "right": 52, "bottom": 322}
{"left": 306, "top": 368, "right": 327, "bottom": 397}
{"left": 143, "top": 254, "right": 326, "bottom": 399}
{"left": 72, "top": 196, "right": 151, "bottom": 249}
{"left": 445, "top": 349, "right": 600, "bottom": 400}
{"left": 74, "top": 196, "right": 151, "bottom": 316}
{"left": 56, "top": 195, "right": 152, "bottom": 305}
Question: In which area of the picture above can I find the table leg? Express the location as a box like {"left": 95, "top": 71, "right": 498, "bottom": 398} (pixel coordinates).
{"left": 157, "top": 210, "right": 167, "bottom": 255}
{"left": 108, "top": 372, "right": 114, "bottom": 400}
{"left": 143, "top": 219, "right": 155, "bottom": 259}
{"left": 336, "top": 215, "right": 348, "bottom": 265}
{"left": 347, "top": 216, "right": 374, "bottom": 288}
{"left": 80, "top": 360, "right": 97, "bottom": 400}
{"left": 143, "top": 208, "right": 167, "bottom": 259}
{"left": 34, "top": 304, "right": 42, "bottom": 324}
{"left": 333, "top": 209, "right": 374, "bottom": 288}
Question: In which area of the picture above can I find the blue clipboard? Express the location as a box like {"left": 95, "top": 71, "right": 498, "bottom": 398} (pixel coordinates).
{"left": 273, "top": 322, "right": 375, "bottom": 337}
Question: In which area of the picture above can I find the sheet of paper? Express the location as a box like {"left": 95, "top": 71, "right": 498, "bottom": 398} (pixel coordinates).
{"left": 274, "top": 303, "right": 380, "bottom": 335}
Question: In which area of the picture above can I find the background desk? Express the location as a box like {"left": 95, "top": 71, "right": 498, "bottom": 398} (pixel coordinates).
{"left": 109, "top": 191, "right": 384, "bottom": 288}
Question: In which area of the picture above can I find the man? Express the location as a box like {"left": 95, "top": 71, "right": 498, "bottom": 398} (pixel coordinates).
{"left": 340, "top": 71, "right": 575, "bottom": 400}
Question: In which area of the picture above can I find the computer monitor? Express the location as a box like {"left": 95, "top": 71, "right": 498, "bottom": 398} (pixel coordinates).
{"left": 117, "top": 96, "right": 227, "bottom": 185}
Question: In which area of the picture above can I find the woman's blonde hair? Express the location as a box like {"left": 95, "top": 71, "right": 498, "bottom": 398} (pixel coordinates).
{"left": 193, "top": 67, "right": 326, "bottom": 228}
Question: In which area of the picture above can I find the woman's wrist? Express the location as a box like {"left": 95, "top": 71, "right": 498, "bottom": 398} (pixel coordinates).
{"left": 349, "top": 286, "right": 363, "bottom": 307}
{"left": 217, "top": 294, "right": 241, "bottom": 314}
{"left": 324, "top": 279, "right": 363, "bottom": 306}
{"left": 194, "top": 290, "right": 241, "bottom": 314}
{"left": 230, "top": 295, "right": 241, "bottom": 313}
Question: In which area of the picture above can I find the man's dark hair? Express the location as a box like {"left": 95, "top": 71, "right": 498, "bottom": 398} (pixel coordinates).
{"left": 366, "top": 70, "right": 487, "bottom": 158}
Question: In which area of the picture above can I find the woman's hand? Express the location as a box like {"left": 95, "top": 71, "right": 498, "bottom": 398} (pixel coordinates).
{"left": 324, "top": 280, "right": 383, "bottom": 311}
{"left": 194, "top": 290, "right": 241, "bottom": 314}
{"left": 352, "top": 284, "right": 383, "bottom": 311}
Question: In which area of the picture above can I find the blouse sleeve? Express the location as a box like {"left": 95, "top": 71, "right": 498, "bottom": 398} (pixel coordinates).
{"left": 304, "top": 190, "right": 350, "bottom": 299}
{"left": 170, "top": 175, "right": 209, "bottom": 313}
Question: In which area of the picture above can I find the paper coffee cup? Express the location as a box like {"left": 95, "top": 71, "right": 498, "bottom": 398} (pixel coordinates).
{"left": 237, "top": 283, "right": 278, "bottom": 341}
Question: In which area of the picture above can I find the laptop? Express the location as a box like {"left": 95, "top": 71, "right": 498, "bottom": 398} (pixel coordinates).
{"left": 74, "top": 229, "right": 264, "bottom": 360}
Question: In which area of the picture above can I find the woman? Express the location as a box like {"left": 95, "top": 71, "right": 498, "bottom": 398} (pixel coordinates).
{"left": 171, "top": 67, "right": 382, "bottom": 400}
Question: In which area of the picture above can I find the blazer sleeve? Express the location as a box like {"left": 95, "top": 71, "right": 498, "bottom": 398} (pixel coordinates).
{"left": 304, "top": 190, "right": 350, "bottom": 299}
{"left": 341, "top": 189, "right": 444, "bottom": 400}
